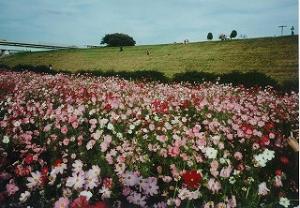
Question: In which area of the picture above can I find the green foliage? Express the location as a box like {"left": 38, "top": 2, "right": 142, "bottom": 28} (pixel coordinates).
{"left": 2, "top": 65, "right": 298, "bottom": 92}
{"left": 101, "top": 33, "right": 136, "bottom": 47}
{"left": 173, "top": 71, "right": 217, "bottom": 83}
{"left": 207, "top": 32, "right": 213, "bottom": 40}
{"left": 230, "top": 30, "right": 237, "bottom": 39}
{"left": 219, "top": 71, "right": 278, "bottom": 88}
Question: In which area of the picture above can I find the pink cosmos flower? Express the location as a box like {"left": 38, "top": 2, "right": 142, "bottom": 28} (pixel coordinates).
{"left": 220, "top": 166, "right": 232, "bottom": 178}
{"left": 54, "top": 197, "right": 70, "bottom": 208}
{"left": 168, "top": 146, "right": 180, "bottom": 157}
{"left": 274, "top": 176, "right": 283, "bottom": 187}
{"left": 234, "top": 152, "right": 243, "bottom": 160}
{"left": 258, "top": 182, "right": 270, "bottom": 196}
{"left": 207, "top": 178, "right": 221, "bottom": 194}
{"left": 61, "top": 125, "right": 68, "bottom": 135}
{"left": 6, "top": 182, "right": 19, "bottom": 196}
{"left": 63, "top": 138, "right": 70, "bottom": 146}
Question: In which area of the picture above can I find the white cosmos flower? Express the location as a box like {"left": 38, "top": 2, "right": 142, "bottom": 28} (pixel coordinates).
{"left": 205, "top": 147, "right": 218, "bottom": 159}
{"left": 254, "top": 149, "right": 275, "bottom": 167}
{"left": 91, "top": 165, "right": 101, "bottom": 176}
{"left": 279, "top": 197, "right": 290, "bottom": 208}
{"left": 107, "top": 123, "right": 114, "bottom": 130}
{"left": 66, "top": 172, "right": 85, "bottom": 190}
{"left": 80, "top": 190, "right": 93, "bottom": 200}
{"left": 262, "top": 149, "right": 275, "bottom": 161}
{"left": 51, "top": 163, "right": 67, "bottom": 175}
{"left": 19, "top": 191, "right": 31, "bottom": 202}
{"left": 26, "top": 171, "right": 42, "bottom": 189}
{"left": 85, "top": 169, "right": 99, "bottom": 190}
{"left": 2, "top": 135, "right": 9, "bottom": 143}
{"left": 72, "top": 160, "right": 83, "bottom": 173}
{"left": 99, "top": 186, "right": 112, "bottom": 199}
{"left": 254, "top": 154, "right": 267, "bottom": 167}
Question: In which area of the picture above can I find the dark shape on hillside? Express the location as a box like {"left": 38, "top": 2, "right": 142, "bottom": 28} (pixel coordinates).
{"left": 101, "top": 33, "right": 136, "bottom": 47}
{"left": 230, "top": 30, "right": 237, "bottom": 39}
{"left": 120, "top": 47, "right": 123, "bottom": 52}
{"left": 146, "top": 49, "right": 150, "bottom": 55}
{"left": 207, "top": 32, "right": 213, "bottom": 40}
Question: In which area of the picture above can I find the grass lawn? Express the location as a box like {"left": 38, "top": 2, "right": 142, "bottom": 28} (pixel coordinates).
{"left": 0, "top": 35, "right": 298, "bottom": 83}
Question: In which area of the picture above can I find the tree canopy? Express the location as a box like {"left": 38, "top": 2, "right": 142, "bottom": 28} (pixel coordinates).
{"left": 230, "top": 30, "right": 237, "bottom": 39}
{"left": 101, "top": 33, "right": 136, "bottom": 47}
{"left": 207, "top": 32, "right": 213, "bottom": 40}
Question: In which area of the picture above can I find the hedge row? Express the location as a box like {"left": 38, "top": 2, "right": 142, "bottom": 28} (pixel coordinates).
{"left": 0, "top": 64, "right": 298, "bottom": 92}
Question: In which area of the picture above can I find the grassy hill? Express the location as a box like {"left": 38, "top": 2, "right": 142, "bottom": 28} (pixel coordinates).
{"left": 0, "top": 35, "right": 298, "bottom": 83}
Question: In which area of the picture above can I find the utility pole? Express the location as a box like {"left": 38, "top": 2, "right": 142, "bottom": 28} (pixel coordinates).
{"left": 278, "top": 25, "right": 287, "bottom": 36}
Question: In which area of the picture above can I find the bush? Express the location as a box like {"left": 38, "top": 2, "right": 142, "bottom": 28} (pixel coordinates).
{"left": 12, "top": 64, "right": 55, "bottom": 74}
{"left": 100, "top": 33, "right": 136, "bottom": 47}
{"left": 281, "top": 79, "right": 299, "bottom": 92}
{"left": 0, "top": 64, "right": 11, "bottom": 70}
{"left": 76, "top": 69, "right": 168, "bottom": 82}
{"left": 219, "top": 71, "right": 278, "bottom": 88}
{"left": 173, "top": 71, "right": 217, "bottom": 83}
{"left": 2, "top": 65, "right": 296, "bottom": 92}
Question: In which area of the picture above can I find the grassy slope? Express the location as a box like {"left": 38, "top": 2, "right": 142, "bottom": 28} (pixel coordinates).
{"left": 0, "top": 36, "right": 298, "bottom": 83}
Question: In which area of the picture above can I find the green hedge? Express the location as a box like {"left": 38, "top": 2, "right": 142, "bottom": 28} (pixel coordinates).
{"left": 0, "top": 64, "right": 297, "bottom": 92}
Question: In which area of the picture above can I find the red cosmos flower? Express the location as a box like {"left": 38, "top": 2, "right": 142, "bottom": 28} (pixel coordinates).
{"left": 182, "top": 170, "right": 202, "bottom": 189}
{"left": 180, "top": 100, "right": 191, "bottom": 109}
{"left": 104, "top": 103, "right": 112, "bottom": 111}
{"left": 70, "top": 196, "right": 89, "bottom": 208}
{"left": 260, "top": 135, "right": 270, "bottom": 146}
{"left": 280, "top": 156, "right": 289, "bottom": 165}
{"left": 241, "top": 123, "right": 253, "bottom": 135}
{"left": 152, "top": 99, "right": 169, "bottom": 114}
{"left": 103, "top": 177, "right": 113, "bottom": 189}
{"left": 91, "top": 201, "right": 108, "bottom": 208}
{"left": 15, "top": 165, "right": 31, "bottom": 177}
{"left": 275, "top": 169, "right": 282, "bottom": 176}
{"left": 54, "top": 159, "right": 63, "bottom": 167}
{"left": 41, "top": 175, "right": 48, "bottom": 186}
{"left": 264, "top": 122, "right": 274, "bottom": 131}
{"left": 24, "top": 154, "right": 33, "bottom": 164}
{"left": 41, "top": 167, "right": 49, "bottom": 176}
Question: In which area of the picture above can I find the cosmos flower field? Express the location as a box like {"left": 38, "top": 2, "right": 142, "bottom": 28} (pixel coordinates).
{"left": 0, "top": 71, "right": 298, "bottom": 208}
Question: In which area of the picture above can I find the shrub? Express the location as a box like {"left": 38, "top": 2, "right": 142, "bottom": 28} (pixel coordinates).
{"left": 220, "top": 71, "right": 278, "bottom": 88}
{"left": 281, "top": 79, "right": 299, "bottom": 92}
{"left": 173, "top": 71, "right": 217, "bottom": 83}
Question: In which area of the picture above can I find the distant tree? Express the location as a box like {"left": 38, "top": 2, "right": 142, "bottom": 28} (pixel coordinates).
{"left": 207, "top": 32, "right": 213, "bottom": 40}
{"left": 101, "top": 33, "right": 136, "bottom": 47}
{"left": 291, "top": 26, "right": 295, "bottom": 36}
{"left": 230, "top": 30, "right": 237, "bottom": 39}
{"left": 219, "top": 33, "right": 227, "bottom": 41}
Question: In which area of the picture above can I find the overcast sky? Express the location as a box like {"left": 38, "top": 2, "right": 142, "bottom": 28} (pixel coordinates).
{"left": 0, "top": 0, "right": 298, "bottom": 46}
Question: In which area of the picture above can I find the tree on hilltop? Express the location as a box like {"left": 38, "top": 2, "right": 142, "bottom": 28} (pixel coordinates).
{"left": 207, "top": 32, "right": 213, "bottom": 40}
{"left": 219, "top": 33, "right": 227, "bottom": 41}
{"left": 230, "top": 30, "right": 237, "bottom": 39}
{"left": 101, "top": 33, "right": 136, "bottom": 47}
